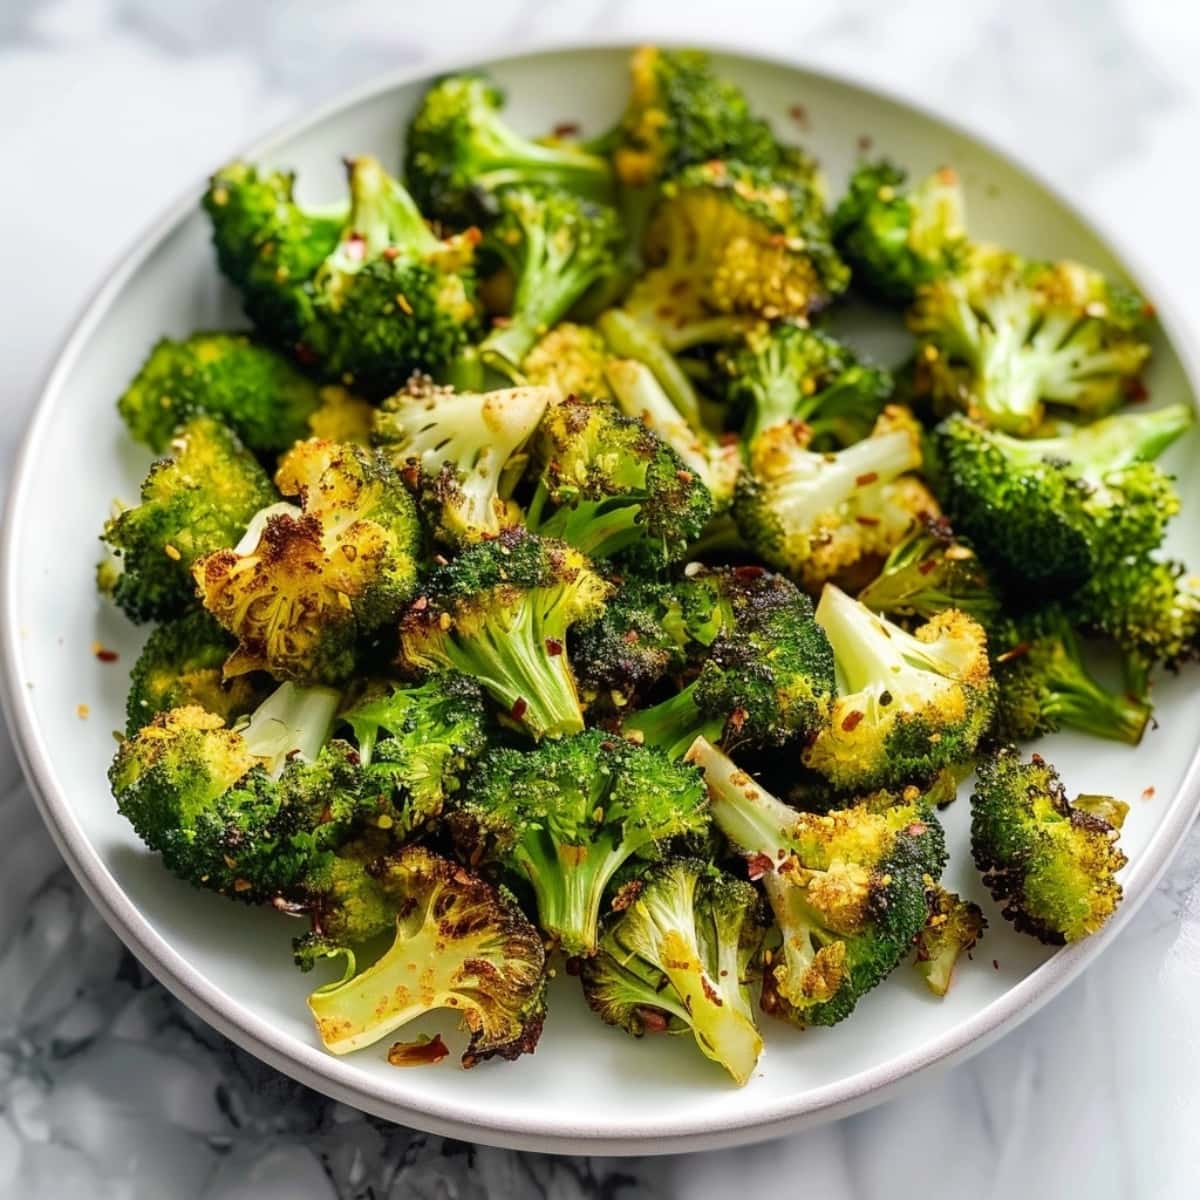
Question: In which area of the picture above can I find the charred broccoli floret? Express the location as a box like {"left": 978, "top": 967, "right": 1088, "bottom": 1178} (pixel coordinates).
{"left": 521, "top": 323, "right": 614, "bottom": 400}
{"left": 719, "top": 323, "right": 893, "bottom": 450}
{"left": 398, "top": 527, "right": 610, "bottom": 739}
{"left": 913, "top": 883, "right": 985, "bottom": 996}
{"left": 452, "top": 731, "right": 710, "bottom": 955}
{"left": 832, "top": 161, "right": 967, "bottom": 303}
{"left": 478, "top": 186, "right": 626, "bottom": 378}
{"left": 970, "top": 747, "right": 1127, "bottom": 943}
{"left": 404, "top": 72, "right": 613, "bottom": 224}
{"left": 581, "top": 858, "right": 766, "bottom": 1085}
{"left": 687, "top": 738, "right": 946, "bottom": 1026}
{"left": 735, "top": 405, "right": 938, "bottom": 590}
{"left": 125, "top": 610, "right": 268, "bottom": 735}
{"left": 804, "top": 585, "right": 994, "bottom": 791}
{"left": 117, "top": 332, "right": 324, "bottom": 454}
{"left": 527, "top": 394, "right": 713, "bottom": 568}
{"left": 100, "top": 415, "right": 276, "bottom": 623}
{"left": 932, "top": 405, "right": 1192, "bottom": 591}
{"left": 910, "top": 246, "right": 1152, "bottom": 434}
{"left": 372, "top": 377, "right": 551, "bottom": 542}
{"left": 308, "top": 845, "right": 547, "bottom": 1064}
{"left": 194, "top": 439, "right": 421, "bottom": 684}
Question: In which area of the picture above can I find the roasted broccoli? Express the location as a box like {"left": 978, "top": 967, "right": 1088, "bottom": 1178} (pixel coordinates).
{"left": 194, "top": 439, "right": 421, "bottom": 683}
{"left": 581, "top": 858, "right": 766, "bottom": 1085}
{"left": 308, "top": 845, "right": 547, "bottom": 1064}
{"left": 970, "top": 747, "right": 1127, "bottom": 943}
{"left": 404, "top": 71, "right": 613, "bottom": 223}
{"left": 832, "top": 161, "right": 967, "bottom": 303}
{"left": 100, "top": 415, "right": 276, "bottom": 623}
{"left": 527, "top": 394, "right": 713, "bottom": 567}
{"left": 372, "top": 377, "right": 551, "bottom": 542}
{"left": 913, "top": 883, "right": 985, "bottom": 996}
{"left": 803, "top": 584, "right": 994, "bottom": 791}
{"left": 932, "top": 405, "right": 1192, "bottom": 591}
{"left": 452, "top": 731, "right": 710, "bottom": 955}
{"left": 686, "top": 738, "right": 946, "bottom": 1025}
{"left": 521, "top": 322, "right": 614, "bottom": 400}
{"left": 398, "top": 527, "right": 610, "bottom": 739}
{"left": 735, "top": 405, "right": 938, "bottom": 590}
{"left": 910, "top": 246, "right": 1152, "bottom": 434}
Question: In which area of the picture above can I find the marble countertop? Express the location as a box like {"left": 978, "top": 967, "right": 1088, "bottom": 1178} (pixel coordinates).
{"left": 4, "top": 1, "right": 1200, "bottom": 1195}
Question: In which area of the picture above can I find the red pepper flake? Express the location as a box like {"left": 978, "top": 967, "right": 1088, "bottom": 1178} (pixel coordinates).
{"left": 719, "top": 432, "right": 741, "bottom": 446}
{"left": 463, "top": 226, "right": 483, "bottom": 246}
{"left": 344, "top": 234, "right": 366, "bottom": 261}
{"left": 728, "top": 707, "right": 748, "bottom": 733}
{"left": 1123, "top": 377, "right": 1149, "bottom": 404}
{"left": 841, "top": 710, "right": 865, "bottom": 732}
{"left": 918, "top": 560, "right": 938, "bottom": 576}
{"left": 91, "top": 641, "right": 119, "bottom": 663}
{"left": 545, "top": 637, "right": 563, "bottom": 657}
{"left": 411, "top": 595, "right": 429, "bottom": 612}
{"left": 510, "top": 697, "right": 528, "bottom": 721}
{"left": 552, "top": 120, "right": 581, "bottom": 138}
{"left": 855, "top": 515, "right": 881, "bottom": 527}
{"left": 293, "top": 342, "right": 319, "bottom": 366}
{"left": 788, "top": 103, "right": 809, "bottom": 128}
{"left": 992, "top": 959, "right": 1000, "bottom": 970}
{"left": 1142, "top": 300, "right": 1157, "bottom": 319}
{"left": 382, "top": 245, "right": 400, "bottom": 261}
{"left": 387, "top": 1034, "right": 450, "bottom": 1067}
{"left": 857, "top": 134, "right": 873, "bottom": 153}
{"left": 733, "top": 565, "right": 766, "bottom": 581}
{"left": 1141, "top": 786, "right": 1156, "bottom": 802}
{"left": 996, "top": 641, "right": 1031, "bottom": 665}
{"left": 855, "top": 471, "right": 879, "bottom": 487}
{"left": 745, "top": 852, "right": 774, "bottom": 880}
{"left": 491, "top": 315, "right": 512, "bottom": 329}
{"left": 636, "top": 1007, "right": 671, "bottom": 1034}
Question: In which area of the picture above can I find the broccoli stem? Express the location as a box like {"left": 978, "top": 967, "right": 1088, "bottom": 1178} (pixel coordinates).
{"left": 623, "top": 681, "right": 725, "bottom": 760}
{"left": 534, "top": 495, "right": 652, "bottom": 562}
{"left": 345, "top": 156, "right": 437, "bottom": 258}
{"left": 240, "top": 682, "right": 341, "bottom": 775}
{"left": 481, "top": 316, "right": 545, "bottom": 378}
{"left": 514, "top": 837, "right": 623, "bottom": 955}
{"left": 599, "top": 309, "right": 703, "bottom": 427}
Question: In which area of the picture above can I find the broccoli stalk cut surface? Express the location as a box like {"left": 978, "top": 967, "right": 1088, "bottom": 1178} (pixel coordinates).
{"left": 581, "top": 859, "right": 765, "bottom": 1085}
{"left": 308, "top": 846, "right": 546, "bottom": 1064}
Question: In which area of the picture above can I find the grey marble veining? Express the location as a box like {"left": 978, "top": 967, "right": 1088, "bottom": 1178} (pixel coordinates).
{"left": 4, "top": 1, "right": 1200, "bottom": 1196}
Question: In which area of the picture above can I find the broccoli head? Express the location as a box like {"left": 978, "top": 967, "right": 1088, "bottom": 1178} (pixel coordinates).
{"left": 970, "top": 747, "right": 1127, "bottom": 943}
{"left": 804, "top": 584, "right": 994, "bottom": 792}
{"left": 581, "top": 858, "right": 766, "bottom": 1085}
{"left": 404, "top": 71, "right": 613, "bottom": 224}
{"left": 910, "top": 246, "right": 1152, "bottom": 434}
{"left": 452, "top": 730, "right": 710, "bottom": 955}
{"left": 932, "top": 405, "right": 1192, "bottom": 591}
{"left": 308, "top": 845, "right": 547, "bottom": 1065}
{"left": 734, "top": 404, "right": 938, "bottom": 590}
{"left": 521, "top": 323, "right": 614, "bottom": 400}
{"left": 832, "top": 161, "right": 968, "bottom": 303}
{"left": 913, "top": 883, "right": 985, "bottom": 996}
{"left": 372, "top": 377, "right": 552, "bottom": 543}
{"left": 527, "top": 394, "right": 713, "bottom": 568}
{"left": 686, "top": 738, "right": 946, "bottom": 1026}
{"left": 398, "top": 527, "right": 610, "bottom": 740}
{"left": 194, "top": 439, "right": 421, "bottom": 684}
{"left": 100, "top": 415, "right": 276, "bottom": 623}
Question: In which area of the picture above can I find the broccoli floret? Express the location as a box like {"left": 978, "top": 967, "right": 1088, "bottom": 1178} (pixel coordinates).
{"left": 804, "top": 585, "right": 994, "bottom": 791}
{"left": 857, "top": 517, "right": 1000, "bottom": 625}
{"left": 970, "top": 747, "right": 1127, "bottom": 943}
{"left": 398, "top": 527, "right": 610, "bottom": 740}
{"left": 719, "top": 323, "right": 893, "bottom": 450}
{"left": 307, "top": 845, "right": 547, "bottom": 1064}
{"left": 305, "top": 386, "right": 376, "bottom": 445}
{"left": 686, "top": 738, "right": 946, "bottom": 1026}
{"left": 622, "top": 568, "right": 835, "bottom": 759}
{"left": 452, "top": 731, "right": 710, "bottom": 955}
{"left": 832, "top": 161, "right": 968, "bottom": 303}
{"left": 404, "top": 72, "right": 613, "bottom": 224}
{"left": 125, "top": 610, "right": 269, "bottom": 735}
{"left": 910, "top": 247, "right": 1152, "bottom": 434}
{"left": 527, "top": 394, "right": 713, "bottom": 568}
{"left": 913, "top": 883, "right": 985, "bottom": 996}
{"left": 521, "top": 323, "right": 614, "bottom": 400}
{"left": 932, "top": 405, "right": 1192, "bottom": 591}
{"left": 194, "top": 439, "right": 421, "bottom": 684}
{"left": 372, "top": 377, "right": 551, "bottom": 543}
{"left": 100, "top": 415, "right": 277, "bottom": 623}
{"left": 117, "top": 332, "right": 325, "bottom": 454}
{"left": 581, "top": 858, "right": 766, "bottom": 1085}
{"left": 990, "top": 606, "right": 1151, "bottom": 745}
{"left": 734, "top": 405, "right": 938, "bottom": 590}
{"left": 478, "top": 186, "right": 626, "bottom": 378}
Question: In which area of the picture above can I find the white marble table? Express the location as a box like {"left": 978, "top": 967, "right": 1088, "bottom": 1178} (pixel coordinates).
{"left": 3, "top": 1, "right": 1200, "bottom": 1195}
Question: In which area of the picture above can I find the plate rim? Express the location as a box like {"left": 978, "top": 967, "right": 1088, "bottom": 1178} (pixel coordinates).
{"left": 4, "top": 32, "right": 1200, "bottom": 1156}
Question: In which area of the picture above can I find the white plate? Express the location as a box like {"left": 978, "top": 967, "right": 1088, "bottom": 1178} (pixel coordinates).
{"left": 4, "top": 40, "right": 1200, "bottom": 1156}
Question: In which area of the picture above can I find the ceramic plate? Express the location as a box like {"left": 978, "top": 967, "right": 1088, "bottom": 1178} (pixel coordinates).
{"left": 4, "top": 40, "right": 1200, "bottom": 1155}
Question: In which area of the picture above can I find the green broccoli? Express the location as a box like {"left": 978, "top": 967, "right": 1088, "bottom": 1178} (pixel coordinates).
{"left": 451, "top": 730, "right": 710, "bottom": 955}
{"left": 581, "top": 858, "right": 766, "bottom": 1085}
{"left": 970, "top": 747, "right": 1127, "bottom": 943}
{"left": 526, "top": 394, "right": 713, "bottom": 568}
{"left": 307, "top": 845, "right": 547, "bottom": 1064}
{"left": 521, "top": 322, "right": 614, "bottom": 400}
{"left": 194, "top": 439, "right": 421, "bottom": 684}
{"left": 832, "top": 161, "right": 968, "bottom": 303}
{"left": 100, "top": 415, "right": 277, "bottom": 623}
{"left": 404, "top": 71, "right": 613, "bottom": 224}
{"left": 804, "top": 584, "right": 994, "bottom": 792}
{"left": 910, "top": 246, "right": 1152, "bottom": 434}
{"left": 913, "top": 883, "right": 985, "bottom": 996}
{"left": 398, "top": 527, "right": 611, "bottom": 740}
{"left": 686, "top": 737, "right": 946, "bottom": 1026}
{"left": 932, "top": 404, "right": 1192, "bottom": 591}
